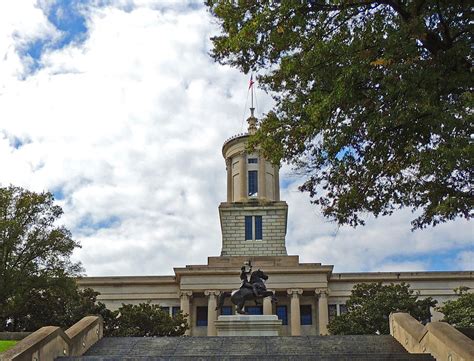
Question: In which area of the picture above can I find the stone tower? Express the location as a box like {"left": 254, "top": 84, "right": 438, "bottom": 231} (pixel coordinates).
{"left": 219, "top": 112, "right": 288, "bottom": 256}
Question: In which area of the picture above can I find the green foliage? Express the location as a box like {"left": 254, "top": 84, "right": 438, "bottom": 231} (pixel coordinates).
{"left": 106, "top": 302, "right": 188, "bottom": 337}
{"left": 206, "top": 1, "right": 473, "bottom": 229}
{"left": 328, "top": 282, "right": 436, "bottom": 335}
{"left": 0, "top": 185, "right": 83, "bottom": 331}
{"left": 437, "top": 286, "right": 474, "bottom": 327}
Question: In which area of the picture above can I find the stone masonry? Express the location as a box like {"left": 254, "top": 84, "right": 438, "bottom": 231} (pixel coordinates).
{"left": 219, "top": 201, "right": 288, "bottom": 256}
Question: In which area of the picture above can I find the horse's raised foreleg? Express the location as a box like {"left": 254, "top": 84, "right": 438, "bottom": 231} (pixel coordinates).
{"left": 261, "top": 290, "right": 278, "bottom": 304}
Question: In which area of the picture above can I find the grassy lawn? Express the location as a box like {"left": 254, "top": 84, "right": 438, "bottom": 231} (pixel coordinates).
{"left": 0, "top": 340, "right": 18, "bottom": 353}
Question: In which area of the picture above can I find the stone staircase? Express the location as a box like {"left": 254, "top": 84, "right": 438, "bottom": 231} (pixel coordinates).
{"left": 58, "top": 335, "right": 436, "bottom": 361}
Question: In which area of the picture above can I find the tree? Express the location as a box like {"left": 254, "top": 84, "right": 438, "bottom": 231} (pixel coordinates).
{"left": 436, "top": 286, "right": 474, "bottom": 327}
{"left": 0, "top": 185, "right": 83, "bottom": 331}
{"left": 106, "top": 302, "right": 189, "bottom": 337}
{"left": 206, "top": 1, "right": 472, "bottom": 229}
{"left": 328, "top": 282, "right": 436, "bottom": 334}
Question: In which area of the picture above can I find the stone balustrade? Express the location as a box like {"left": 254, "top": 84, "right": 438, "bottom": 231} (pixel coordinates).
{"left": 390, "top": 312, "right": 474, "bottom": 361}
{"left": 0, "top": 316, "right": 103, "bottom": 361}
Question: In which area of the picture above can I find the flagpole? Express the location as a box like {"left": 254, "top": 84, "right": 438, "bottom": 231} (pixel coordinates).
{"left": 250, "top": 74, "right": 255, "bottom": 117}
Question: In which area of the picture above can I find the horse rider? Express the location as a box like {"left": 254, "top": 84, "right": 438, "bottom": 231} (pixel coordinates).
{"left": 240, "top": 261, "right": 259, "bottom": 297}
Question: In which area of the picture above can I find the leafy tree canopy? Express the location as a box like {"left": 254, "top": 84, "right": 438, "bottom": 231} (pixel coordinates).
{"left": 0, "top": 185, "right": 82, "bottom": 331}
{"left": 328, "top": 282, "right": 436, "bottom": 334}
{"left": 106, "top": 302, "right": 189, "bottom": 337}
{"left": 436, "top": 286, "right": 474, "bottom": 327}
{"left": 206, "top": 0, "right": 472, "bottom": 229}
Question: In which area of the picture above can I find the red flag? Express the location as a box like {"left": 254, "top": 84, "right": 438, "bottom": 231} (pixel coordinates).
{"left": 248, "top": 74, "right": 254, "bottom": 89}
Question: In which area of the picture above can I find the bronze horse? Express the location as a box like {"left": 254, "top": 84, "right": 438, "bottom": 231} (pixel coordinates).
{"left": 216, "top": 269, "right": 277, "bottom": 314}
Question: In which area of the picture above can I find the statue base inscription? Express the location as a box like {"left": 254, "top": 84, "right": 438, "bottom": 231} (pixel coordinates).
{"left": 215, "top": 315, "right": 282, "bottom": 336}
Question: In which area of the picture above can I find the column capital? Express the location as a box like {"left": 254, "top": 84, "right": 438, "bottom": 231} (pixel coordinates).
{"left": 179, "top": 291, "right": 193, "bottom": 298}
{"left": 204, "top": 290, "right": 221, "bottom": 297}
{"left": 287, "top": 288, "right": 303, "bottom": 296}
{"left": 225, "top": 157, "right": 232, "bottom": 166}
{"left": 315, "top": 288, "right": 328, "bottom": 297}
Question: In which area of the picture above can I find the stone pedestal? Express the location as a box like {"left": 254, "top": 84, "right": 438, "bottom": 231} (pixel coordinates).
{"left": 215, "top": 315, "right": 282, "bottom": 336}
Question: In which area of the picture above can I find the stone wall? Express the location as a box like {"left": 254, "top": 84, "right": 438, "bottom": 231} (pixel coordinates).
{"left": 390, "top": 312, "right": 474, "bottom": 361}
{"left": 219, "top": 202, "right": 288, "bottom": 256}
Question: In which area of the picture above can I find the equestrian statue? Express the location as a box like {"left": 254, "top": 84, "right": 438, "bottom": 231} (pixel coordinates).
{"left": 215, "top": 260, "right": 277, "bottom": 314}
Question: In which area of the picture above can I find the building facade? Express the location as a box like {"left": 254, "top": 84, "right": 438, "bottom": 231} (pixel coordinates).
{"left": 77, "top": 115, "right": 473, "bottom": 336}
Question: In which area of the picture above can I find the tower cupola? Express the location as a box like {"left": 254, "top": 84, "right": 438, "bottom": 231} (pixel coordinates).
{"left": 218, "top": 95, "right": 288, "bottom": 257}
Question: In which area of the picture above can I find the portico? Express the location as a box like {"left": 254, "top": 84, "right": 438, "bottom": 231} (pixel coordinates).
{"left": 172, "top": 255, "right": 334, "bottom": 336}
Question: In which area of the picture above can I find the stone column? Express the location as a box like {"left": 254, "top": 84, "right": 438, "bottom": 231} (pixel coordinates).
{"left": 263, "top": 296, "right": 273, "bottom": 315}
{"left": 239, "top": 152, "right": 247, "bottom": 201}
{"left": 180, "top": 291, "right": 192, "bottom": 336}
{"left": 316, "top": 289, "right": 329, "bottom": 335}
{"left": 287, "top": 289, "right": 303, "bottom": 336}
{"left": 274, "top": 165, "right": 280, "bottom": 201}
{"left": 226, "top": 158, "right": 232, "bottom": 202}
{"left": 205, "top": 290, "right": 220, "bottom": 336}
{"left": 258, "top": 155, "right": 266, "bottom": 199}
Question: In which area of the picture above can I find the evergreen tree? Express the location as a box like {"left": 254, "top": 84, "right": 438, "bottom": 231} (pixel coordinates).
{"left": 437, "top": 287, "right": 474, "bottom": 327}
{"left": 328, "top": 282, "right": 436, "bottom": 334}
{"left": 0, "top": 185, "right": 82, "bottom": 331}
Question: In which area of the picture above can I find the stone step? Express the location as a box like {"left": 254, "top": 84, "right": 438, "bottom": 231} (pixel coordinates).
{"left": 60, "top": 355, "right": 435, "bottom": 361}
{"left": 57, "top": 336, "right": 436, "bottom": 361}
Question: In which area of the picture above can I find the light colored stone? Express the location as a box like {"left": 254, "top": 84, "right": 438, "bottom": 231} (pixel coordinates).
{"left": 215, "top": 315, "right": 282, "bottom": 336}
{"left": 390, "top": 312, "right": 474, "bottom": 361}
{"left": 288, "top": 288, "right": 303, "bottom": 336}
{"left": 316, "top": 288, "right": 329, "bottom": 335}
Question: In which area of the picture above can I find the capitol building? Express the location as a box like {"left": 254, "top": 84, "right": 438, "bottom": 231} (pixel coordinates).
{"left": 77, "top": 113, "right": 473, "bottom": 337}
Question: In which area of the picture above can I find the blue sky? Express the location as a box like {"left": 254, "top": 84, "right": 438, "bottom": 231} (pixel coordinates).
{"left": 26, "top": 1, "right": 87, "bottom": 59}
{"left": 0, "top": 0, "right": 472, "bottom": 276}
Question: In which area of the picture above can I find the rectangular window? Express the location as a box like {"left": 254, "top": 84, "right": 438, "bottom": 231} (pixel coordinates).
{"left": 221, "top": 306, "right": 233, "bottom": 315}
{"left": 328, "top": 304, "right": 337, "bottom": 322}
{"left": 339, "top": 304, "right": 348, "bottom": 315}
{"left": 248, "top": 158, "right": 258, "bottom": 164}
{"left": 276, "top": 305, "right": 288, "bottom": 325}
{"left": 245, "top": 216, "right": 253, "bottom": 240}
{"left": 161, "top": 306, "right": 170, "bottom": 315}
{"left": 196, "top": 306, "right": 208, "bottom": 326}
{"left": 172, "top": 306, "right": 180, "bottom": 316}
{"left": 255, "top": 216, "right": 262, "bottom": 240}
{"left": 248, "top": 170, "right": 258, "bottom": 196}
{"left": 245, "top": 306, "right": 263, "bottom": 315}
{"left": 300, "top": 305, "right": 312, "bottom": 325}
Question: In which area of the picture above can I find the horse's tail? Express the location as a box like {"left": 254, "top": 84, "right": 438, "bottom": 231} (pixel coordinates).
{"left": 216, "top": 291, "right": 231, "bottom": 310}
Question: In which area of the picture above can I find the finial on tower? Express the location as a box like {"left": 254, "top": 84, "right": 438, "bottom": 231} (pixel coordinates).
{"left": 247, "top": 74, "right": 257, "bottom": 135}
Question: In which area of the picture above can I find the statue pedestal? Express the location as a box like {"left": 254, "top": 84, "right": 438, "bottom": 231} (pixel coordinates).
{"left": 215, "top": 315, "right": 282, "bottom": 336}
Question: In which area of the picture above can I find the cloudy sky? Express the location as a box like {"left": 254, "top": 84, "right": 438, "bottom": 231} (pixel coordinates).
{"left": 0, "top": 0, "right": 472, "bottom": 276}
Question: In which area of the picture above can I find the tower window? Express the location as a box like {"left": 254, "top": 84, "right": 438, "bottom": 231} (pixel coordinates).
{"left": 245, "top": 216, "right": 263, "bottom": 241}
{"left": 255, "top": 216, "right": 262, "bottom": 240}
{"left": 248, "top": 170, "right": 258, "bottom": 196}
{"left": 245, "top": 216, "right": 253, "bottom": 240}
{"left": 248, "top": 158, "right": 258, "bottom": 164}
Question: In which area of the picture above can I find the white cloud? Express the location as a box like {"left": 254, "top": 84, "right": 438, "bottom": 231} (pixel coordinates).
{"left": 282, "top": 180, "right": 473, "bottom": 272}
{"left": 455, "top": 251, "right": 474, "bottom": 270}
{"left": 0, "top": 1, "right": 472, "bottom": 277}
